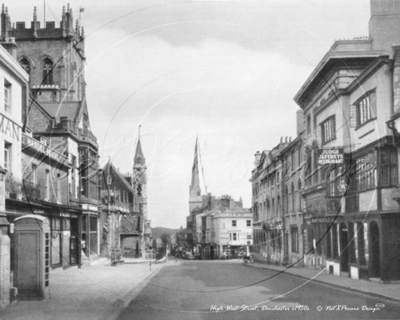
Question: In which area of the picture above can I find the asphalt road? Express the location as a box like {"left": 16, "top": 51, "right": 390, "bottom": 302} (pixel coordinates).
{"left": 117, "top": 260, "right": 400, "bottom": 320}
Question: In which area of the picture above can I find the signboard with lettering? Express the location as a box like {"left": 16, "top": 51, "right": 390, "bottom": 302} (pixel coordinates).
{"left": 311, "top": 216, "right": 336, "bottom": 224}
{"left": 318, "top": 148, "right": 343, "bottom": 165}
{"left": 0, "top": 113, "right": 21, "bottom": 141}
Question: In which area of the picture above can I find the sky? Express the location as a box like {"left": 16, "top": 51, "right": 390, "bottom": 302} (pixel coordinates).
{"left": 5, "top": 0, "right": 371, "bottom": 228}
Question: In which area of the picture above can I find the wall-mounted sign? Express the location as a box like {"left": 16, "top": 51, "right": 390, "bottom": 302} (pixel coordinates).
{"left": 0, "top": 113, "right": 21, "bottom": 142}
{"left": 318, "top": 148, "right": 343, "bottom": 165}
{"left": 311, "top": 216, "right": 336, "bottom": 224}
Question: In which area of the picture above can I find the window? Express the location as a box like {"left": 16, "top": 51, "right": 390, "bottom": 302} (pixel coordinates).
{"left": 232, "top": 233, "right": 237, "bottom": 241}
{"left": 291, "top": 226, "right": 299, "bottom": 253}
{"left": 4, "top": 143, "right": 10, "bottom": 171}
{"left": 19, "top": 58, "right": 31, "bottom": 75}
{"left": 380, "top": 148, "right": 398, "bottom": 187}
{"left": 4, "top": 80, "right": 11, "bottom": 113}
{"left": 46, "top": 170, "right": 50, "bottom": 200}
{"left": 291, "top": 183, "right": 295, "bottom": 213}
{"left": 327, "top": 165, "right": 345, "bottom": 197}
{"left": 246, "top": 220, "right": 251, "bottom": 227}
{"left": 321, "top": 116, "right": 336, "bottom": 144}
{"left": 31, "top": 164, "right": 37, "bottom": 185}
{"left": 356, "top": 90, "right": 376, "bottom": 126}
{"left": 42, "top": 58, "right": 54, "bottom": 85}
{"left": 307, "top": 115, "right": 311, "bottom": 135}
{"left": 354, "top": 151, "right": 376, "bottom": 191}
{"left": 232, "top": 220, "right": 237, "bottom": 227}
{"left": 298, "top": 180, "right": 302, "bottom": 211}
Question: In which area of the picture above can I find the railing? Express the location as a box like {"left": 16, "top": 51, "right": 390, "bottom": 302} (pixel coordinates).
{"left": 79, "top": 128, "right": 98, "bottom": 144}
{"left": 22, "top": 133, "right": 68, "bottom": 164}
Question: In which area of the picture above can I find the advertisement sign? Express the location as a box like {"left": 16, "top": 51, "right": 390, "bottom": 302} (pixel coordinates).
{"left": 318, "top": 148, "right": 343, "bottom": 165}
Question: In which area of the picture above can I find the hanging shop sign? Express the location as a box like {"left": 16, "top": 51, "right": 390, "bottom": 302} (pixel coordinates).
{"left": 318, "top": 148, "right": 343, "bottom": 165}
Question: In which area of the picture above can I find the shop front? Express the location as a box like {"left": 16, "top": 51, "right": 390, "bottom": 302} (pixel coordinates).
{"left": 6, "top": 199, "right": 81, "bottom": 270}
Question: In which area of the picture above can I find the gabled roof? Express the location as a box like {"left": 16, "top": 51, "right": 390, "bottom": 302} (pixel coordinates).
{"left": 102, "top": 160, "right": 134, "bottom": 193}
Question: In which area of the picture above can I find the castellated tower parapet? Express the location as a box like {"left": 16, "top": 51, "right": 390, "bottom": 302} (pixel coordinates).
{"left": 0, "top": 4, "right": 87, "bottom": 102}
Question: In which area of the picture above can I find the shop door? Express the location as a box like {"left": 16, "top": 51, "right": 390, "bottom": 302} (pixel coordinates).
{"left": 339, "top": 223, "right": 349, "bottom": 272}
{"left": 369, "top": 221, "right": 380, "bottom": 278}
{"left": 70, "top": 218, "right": 78, "bottom": 265}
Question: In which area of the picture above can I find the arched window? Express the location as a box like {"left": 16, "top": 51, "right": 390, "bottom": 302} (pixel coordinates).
{"left": 19, "top": 58, "right": 31, "bottom": 74}
{"left": 42, "top": 58, "right": 54, "bottom": 85}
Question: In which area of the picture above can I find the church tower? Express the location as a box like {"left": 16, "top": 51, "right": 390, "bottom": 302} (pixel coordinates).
{"left": 189, "top": 138, "right": 203, "bottom": 213}
{"left": 133, "top": 131, "right": 151, "bottom": 255}
{"left": 2, "top": 4, "right": 86, "bottom": 103}
{"left": 133, "top": 134, "right": 147, "bottom": 220}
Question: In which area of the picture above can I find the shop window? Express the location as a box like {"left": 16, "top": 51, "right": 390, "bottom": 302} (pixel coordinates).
{"left": 332, "top": 224, "right": 338, "bottom": 259}
{"left": 51, "top": 217, "right": 61, "bottom": 266}
{"left": 307, "top": 229, "right": 314, "bottom": 254}
{"left": 326, "top": 225, "right": 332, "bottom": 259}
{"left": 348, "top": 222, "right": 356, "bottom": 263}
{"left": 316, "top": 225, "right": 323, "bottom": 256}
{"left": 356, "top": 222, "right": 369, "bottom": 266}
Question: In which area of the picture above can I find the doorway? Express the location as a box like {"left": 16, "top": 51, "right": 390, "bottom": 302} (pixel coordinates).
{"left": 369, "top": 221, "right": 380, "bottom": 278}
{"left": 339, "top": 223, "right": 349, "bottom": 272}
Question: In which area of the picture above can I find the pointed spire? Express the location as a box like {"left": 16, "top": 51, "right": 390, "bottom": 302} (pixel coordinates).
{"left": 134, "top": 126, "right": 145, "bottom": 167}
{"left": 33, "top": 6, "right": 37, "bottom": 21}
{"left": 2, "top": 4, "right": 4, "bottom": 14}
{"left": 190, "top": 136, "right": 201, "bottom": 195}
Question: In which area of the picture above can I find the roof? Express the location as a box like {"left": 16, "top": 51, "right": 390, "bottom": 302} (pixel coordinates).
{"left": 40, "top": 101, "right": 82, "bottom": 121}
{"left": 102, "top": 160, "right": 134, "bottom": 193}
{"left": 294, "top": 41, "right": 383, "bottom": 106}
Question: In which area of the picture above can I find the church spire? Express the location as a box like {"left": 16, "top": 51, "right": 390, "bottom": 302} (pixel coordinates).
{"left": 134, "top": 126, "right": 145, "bottom": 168}
{"left": 189, "top": 136, "right": 203, "bottom": 213}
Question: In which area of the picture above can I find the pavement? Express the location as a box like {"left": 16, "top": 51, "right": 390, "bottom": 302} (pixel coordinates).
{"left": 245, "top": 255, "right": 400, "bottom": 304}
{"left": 0, "top": 258, "right": 167, "bottom": 320}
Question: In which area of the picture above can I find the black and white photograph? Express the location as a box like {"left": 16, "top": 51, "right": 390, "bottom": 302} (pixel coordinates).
{"left": 0, "top": 0, "right": 400, "bottom": 319}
